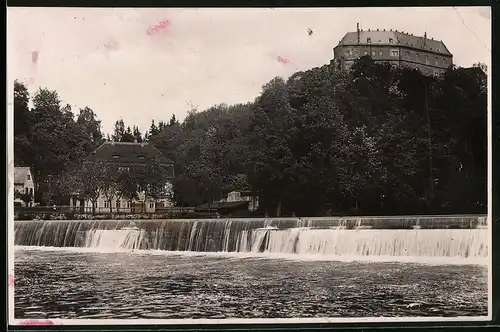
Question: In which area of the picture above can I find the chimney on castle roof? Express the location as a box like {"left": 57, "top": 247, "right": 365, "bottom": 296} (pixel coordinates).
{"left": 357, "top": 22, "right": 360, "bottom": 43}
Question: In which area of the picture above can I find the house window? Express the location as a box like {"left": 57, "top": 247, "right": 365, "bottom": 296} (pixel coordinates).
{"left": 416, "top": 53, "right": 419, "bottom": 59}
{"left": 27, "top": 174, "right": 31, "bottom": 180}
{"left": 425, "top": 55, "right": 429, "bottom": 63}
{"left": 390, "top": 49, "right": 399, "bottom": 57}
{"left": 118, "top": 166, "right": 130, "bottom": 172}
{"left": 389, "top": 38, "right": 394, "bottom": 43}
{"left": 25, "top": 187, "right": 28, "bottom": 194}
{"left": 442, "top": 59, "right": 445, "bottom": 65}
{"left": 367, "top": 37, "right": 372, "bottom": 43}
{"left": 116, "top": 200, "right": 121, "bottom": 209}
{"left": 405, "top": 51, "right": 410, "bottom": 57}
{"left": 29, "top": 188, "right": 33, "bottom": 196}
{"left": 372, "top": 51, "right": 376, "bottom": 56}
{"left": 126, "top": 201, "right": 131, "bottom": 209}
{"left": 149, "top": 202, "right": 154, "bottom": 209}
{"left": 104, "top": 201, "right": 110, "bottom": 208}
{"left": 379, "top": 51, "right": 383, "bottom": 56}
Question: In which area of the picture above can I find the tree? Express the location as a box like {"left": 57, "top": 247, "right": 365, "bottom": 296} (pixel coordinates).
{"left": 99, "top": 165, "right": 120, "bottom": 213}
{"left": 77, "top": 107, "right": 104, "bottom": 148}
{"left": 111, "top": 119, "right": 126, "bottom": 142}
{"left": 14, "top": 190, "right": 33, "bottom": 207}
{"left": 78, "top": 161, "right": 106, "bottom": 213}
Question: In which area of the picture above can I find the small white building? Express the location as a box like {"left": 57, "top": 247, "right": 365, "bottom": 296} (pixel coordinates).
{"left": 14, "top": 167, "right": 35, "bottom": 207}
{"left": 223, "top": 190, "right": 259, "bottom": 211}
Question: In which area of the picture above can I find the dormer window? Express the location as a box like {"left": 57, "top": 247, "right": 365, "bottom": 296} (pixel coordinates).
{"left": 112, "top": 155, "right": 120, "bottom": 159}
{"left": 137, "top": 155, "right": 146, "bottom": 160}
{"left": 389, "top": 38, "right": 394, "bottom": 43}
{"left": 27, "top": 174, "right": 31, "bottom": 180}
{"left": 367, "top": 37, "right": 372, "bottom": 43}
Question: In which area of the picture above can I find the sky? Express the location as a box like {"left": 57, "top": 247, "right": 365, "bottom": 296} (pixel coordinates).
{"left": 7, "top": 7, "right": 491, "bottom": 135}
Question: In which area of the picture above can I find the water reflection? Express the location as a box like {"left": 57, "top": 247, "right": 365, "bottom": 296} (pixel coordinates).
{"left": 15, "top": 250, "right": 488, "bottom": 319}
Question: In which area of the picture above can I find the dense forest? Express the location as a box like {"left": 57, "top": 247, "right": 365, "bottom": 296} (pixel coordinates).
{"left": 13, "top": 56, "right": 488, "bottom": 216}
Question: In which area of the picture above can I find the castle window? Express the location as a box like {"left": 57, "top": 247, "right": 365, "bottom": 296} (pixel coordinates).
{"left": 425, "top": 55, "right": 429, "bottom": 63}
{"left": 104, "top": 201, "right": 110, "bottom": 208}
{"left": 405, "top": 51, "right": 410, "bottom": 57}
{"left": 389, "top": 38, "right": 394, "bottom": 43}
{"left": 367, "top": 37, "right": 372, "bottom": 43}
{"left": 126, "top": 201, "right": 131, "bottom": 209}
{"left": 442, "top": 59, "right": 445, "bottom": 65}
{"left": 372, "top": 51, "right": 376, "bottom": 56}
{"left": 27, "top": 174, "right": 31, "bottom": 180}
{"left": 379, "top": 51, "right": 383, "bottom": 56}
{"left": 390, "top": 49, "right": 399, "bottom": 57}
{"left": 416, "top": 53, "right": 419, "bottom": 59}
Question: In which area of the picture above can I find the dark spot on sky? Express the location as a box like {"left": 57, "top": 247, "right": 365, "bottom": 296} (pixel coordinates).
{"left": 31, "top": 51, "right": 39, "bottom": 64}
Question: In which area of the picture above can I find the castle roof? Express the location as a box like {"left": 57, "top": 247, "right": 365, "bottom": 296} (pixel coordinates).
{"left": 336, "top": 29, "right": 452, "bottom": 56}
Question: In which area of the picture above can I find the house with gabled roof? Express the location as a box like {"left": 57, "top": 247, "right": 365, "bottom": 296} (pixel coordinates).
{"left": 332, "top": 24, "right": 453, "bottom": 76}
{"left": 14, "top": 167, "right": 35, "bottom": 206}
{"left": 73, "top": 141, "right": 175, "bottom": 213}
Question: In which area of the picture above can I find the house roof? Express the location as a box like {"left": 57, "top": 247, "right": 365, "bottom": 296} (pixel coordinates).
{"left": 14, "top": 167, "right": 30, "bottom": 185}
{"left": 85, "top": 142, "right": 173, "bottom": 166}
{"left": 336, "top": 30, "right": 452, "bottom": 56}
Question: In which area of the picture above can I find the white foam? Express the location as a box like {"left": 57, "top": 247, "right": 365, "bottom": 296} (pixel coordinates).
{"left": 14, "top": 245, "right": 487, "bottom": 266}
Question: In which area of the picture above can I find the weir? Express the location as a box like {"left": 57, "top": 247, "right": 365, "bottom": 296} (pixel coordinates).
{"left": 13, "top": 215, "right": 488, "bottom": 259}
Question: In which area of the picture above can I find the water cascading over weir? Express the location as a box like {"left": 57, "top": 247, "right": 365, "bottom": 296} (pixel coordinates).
{"left": 14, "top": 216, "right": 488, "bottom": 261}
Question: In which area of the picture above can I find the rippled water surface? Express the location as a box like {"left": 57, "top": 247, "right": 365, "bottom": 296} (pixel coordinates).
{"left": 14, "top": 249, "right": 488, "bottom": 319}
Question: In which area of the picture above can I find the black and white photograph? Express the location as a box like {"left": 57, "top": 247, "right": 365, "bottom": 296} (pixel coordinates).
{"left": 7, "top": 6, "right": 491, "bottom": 326}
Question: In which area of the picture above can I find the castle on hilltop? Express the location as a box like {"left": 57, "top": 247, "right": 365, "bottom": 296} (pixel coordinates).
{"left": 332, "top": 24, "right": 453, "bottom": 76}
